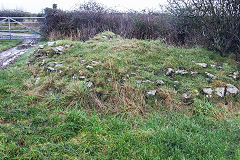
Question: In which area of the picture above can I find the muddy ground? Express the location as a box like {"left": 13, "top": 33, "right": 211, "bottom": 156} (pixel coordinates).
{"left": 0, "top": 39, "right": 38, "bottom": 70}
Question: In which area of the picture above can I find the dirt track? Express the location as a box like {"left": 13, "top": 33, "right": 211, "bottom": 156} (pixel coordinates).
{"left": 0, "top": 39, "right": 38, "bottom": 70}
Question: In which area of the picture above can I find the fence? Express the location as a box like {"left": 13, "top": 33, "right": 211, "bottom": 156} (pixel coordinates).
{"left": 0, "top": 17, "right": 45, "bottom": 39}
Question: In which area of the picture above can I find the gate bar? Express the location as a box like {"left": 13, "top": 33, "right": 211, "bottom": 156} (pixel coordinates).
{"left": 9, "top": 18, "right": 40, "bottom": 34}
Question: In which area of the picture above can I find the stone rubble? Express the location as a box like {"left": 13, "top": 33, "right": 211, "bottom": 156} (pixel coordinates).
{"left": 47, "top": 42, "right": 55, "bottom": 47}
{"left": 31, "top": 44, "right": 239, "bottom": 100}
{"left": 226, "top": 84, "right": 239, "bottom": 94}
{"left": 79, "top": 76, "right": 86, "bottom": 80}
{"left": 182, "top": 93, "right": 191, "bottom": 99}
{"left": 215, "top": 87, "right": 226, "bottom": 97}
{"left": 165, "top": 68, "right": 174, "bottom": 76}
{"left": 205, "top": 72, "right": 217, "bottom": 79}
{"left": 175, "top": 68, "right": 188, "bottom": 75}
{"left": 85, "top": 81, "right": 93, "bottom": 88}
{"left": 86, "top": 65, "right": 93, "bottom": 69}
{"left": 38, "top": 45, "right": 44, "bottom": 49}
{"left": 147, "top": 90, "right": 157, "bottom": 96}
{"left": 65, "top": 44, "right": 71, "bottom": 48}
{"left": 156, "top": 80, "right": 165, "bottom": 86}
{"left": 92, "top": 61, "right": 99, "bottom": 65}
{"left": 196, "top": 63, "right": 207, "bottom": 68}
{"left": 47, "top": 67, "right": 55, "bottom": 71}
{"left": 203, "top": 88, "right": 213, "bottom": 97}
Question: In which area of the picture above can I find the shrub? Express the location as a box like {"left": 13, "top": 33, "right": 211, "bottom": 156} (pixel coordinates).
{"left": 0, "top": 9, "right": 31, "bottom": 17}
{"left": 166, "top": 0, "right": 240, "bottom": 61}
{"left": 42, "top": 2, "right": 173, "bottom": 42}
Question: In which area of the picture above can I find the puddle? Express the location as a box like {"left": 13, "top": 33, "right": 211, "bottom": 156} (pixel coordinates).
{"left": 0, "top": 39, "right": 38, "bottom": 70}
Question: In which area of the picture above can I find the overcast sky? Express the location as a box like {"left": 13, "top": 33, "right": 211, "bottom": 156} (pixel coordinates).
{"left": 0, "top": 0, "right": 168, "bottom": 13}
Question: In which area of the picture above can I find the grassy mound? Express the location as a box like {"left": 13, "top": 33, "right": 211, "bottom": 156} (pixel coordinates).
{"left": 0, "top": 32, "right": 239, "bottom": 159}
{"left": 26, "top": 31, "right": 239, "bottom": 117}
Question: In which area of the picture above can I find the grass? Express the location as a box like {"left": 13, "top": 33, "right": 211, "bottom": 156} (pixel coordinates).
{"left": 0, "top": 32, "right": 239, "bottom": 159}
{"left": 0, "top": 39, "right": 23, "bottom": 51}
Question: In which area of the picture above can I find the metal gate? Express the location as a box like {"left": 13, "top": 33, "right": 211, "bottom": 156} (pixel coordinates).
{"left": 0, "top": 17, "right": 45, "bottom": 39}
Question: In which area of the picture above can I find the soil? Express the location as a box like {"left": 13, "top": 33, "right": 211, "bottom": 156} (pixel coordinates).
{"left": 0, "top": 39, "right": 38, "bottom": 70}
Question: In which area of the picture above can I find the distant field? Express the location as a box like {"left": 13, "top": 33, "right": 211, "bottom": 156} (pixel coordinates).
{"left": 0, "top": 39, "right": 23, "bottom": 51}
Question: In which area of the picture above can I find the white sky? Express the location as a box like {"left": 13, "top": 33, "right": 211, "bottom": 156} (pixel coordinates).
{"left": 0, "top": 0, "right": 168, "bottom": 13}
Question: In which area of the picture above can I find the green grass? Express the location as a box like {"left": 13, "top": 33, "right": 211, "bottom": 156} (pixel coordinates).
{"left": 0, "top": 32, "right": 239, "bottom": 159}
{"left": 0, "top": 39, "right": 23, "bottom": 51}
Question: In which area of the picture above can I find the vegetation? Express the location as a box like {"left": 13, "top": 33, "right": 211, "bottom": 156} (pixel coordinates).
{"left": 0, "top": 32, "right": 239, "bottom": 159}
{"left": 0, "top": 39, "right": 23, "bottom": 51}
{"left": 42, "top": 2, "right": 172, "bottom": 42}
{"left": 41, "top": 1, "right": 240, "bottom": 62}
{"left": 0, "top": 10, "right": 32, "bottom": 18}
{"left": 167, "top": 0, "right": 240, "bottom": 60}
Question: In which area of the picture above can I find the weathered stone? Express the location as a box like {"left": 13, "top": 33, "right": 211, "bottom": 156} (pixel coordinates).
{"left": 217, "top": 66, "right": 223, "bottom": 70}
{"left": 79, "top": 76, "right": 86, "bottom": 80}
{"left": 85, "top": 81, "right": 93, "bottom": 88}
{"left": 183, "top": 93, "right": 191, "bottom": 99}
{"left": 65, "top": 44, "right": 71, "bottom": 48}
{"left": 147, "top": 90, "right": 157, "bottom": 96}
{"left": 196, "top": 63, "right": 207, "bottom": 68}
{"left": 72, "top": 75, "right": 77, "bottom": 79}
{"left": 203, "top": 88, "right": 213, "bottom": 96}
{"left": 210, "top": 64, "right": 216, "bottom": 68}
{"left": 205, "top": 72, "right": 217, "bottom": 79}
{"left": 55, "top": 64, "right": 63, "bottom": 68}
{"left": 108, "top": 78, "right": 113, "bottom": 82}
{"left": 183, "top": 90, "right": 199, "bottom": 99}
{"left": 175, "top": 69, "right": 188, "bottom": 75}
{"left": 56, "top": 46, "right": 64, "bottom": 52}
{"left": 190, "top": 71, "right": 198, "bottom": 75}
{"left": 41, "top": 59, "right": 46, "bottom": 66}
{"left": 80, "top": 60, "right": 86, "bottom": 63}
{"left": 156, "top": 80, "right": 165, "bottom": 86}
{"left": 229, "top": 74, "right": 237, "bottom": 79}
{"left": 109, "top": 36, "right": 116, "bottom": 40}
{"left": 47, "top": 67, "right": 55, "bottom": 71}
{"left": 26, "top": 61, "right": 31, "bottom": 65}
{"left": 102, "top": 36, "right": 108, "bottom": 39}
{"left": 131, "top": 72, "right": 138, "bottom": 76}
{"left": 35, "top": 77, "right": 40, "bottom": 84}
{"left": 229, "top": 72, "right": 239, "bottom": 79}
{"left": 39, "top": 45, "right": 44, "bottom": 49}
{"left": 193, "top": 89, "right": 199, "bottom": 96}
{"left": 215, "top": 87, "right": 226, "bottom": 97}
{"left": 233, "top": 71, "right": 239, "bottom": 76}
{"left": 226, "top": 84, "right": 239, "bottom": 94}
{"left": 47, "top": 42, "right": 55, "bottom": 47}
{"left": 92, "top": 61, "right": 99, "bottom": 65}
{"left": 52, "top": 46, "right": 64, "bottom": 53}
{"left": 86, "top": 65, "right": 93, "bottom": 69}
{"left": 166, "top": 68, "right": 174, "bottom": 76}
{"left": 51, "top": 47, "right": 58, "bottom": 52}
